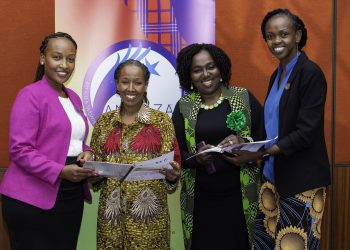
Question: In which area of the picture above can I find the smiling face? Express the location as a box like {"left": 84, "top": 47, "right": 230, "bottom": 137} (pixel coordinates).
{"left": 116, "top": 64, "right": 148, "bottom": 109}
{"left": 264, "top": 14, "right": 301, "bottom": 66}
{"left": 191, "top": 49, "right": 221, "bottom": 96}
{"left": 40, "top": 37, "right": 76, "bottom": 86}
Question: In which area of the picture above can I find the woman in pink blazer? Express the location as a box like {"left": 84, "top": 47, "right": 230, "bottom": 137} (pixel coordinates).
{"left": 0, "top": 32, "right": 96, "bottom": 250}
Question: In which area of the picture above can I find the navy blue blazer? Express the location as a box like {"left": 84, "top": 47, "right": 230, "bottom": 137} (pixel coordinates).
{"left": 264, "top": 52, "right": 331, "bottom": 196}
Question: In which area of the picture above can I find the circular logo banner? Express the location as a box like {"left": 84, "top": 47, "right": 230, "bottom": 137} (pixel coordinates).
{"left": 82, "top": 39, "right": 181, "bottom": 125}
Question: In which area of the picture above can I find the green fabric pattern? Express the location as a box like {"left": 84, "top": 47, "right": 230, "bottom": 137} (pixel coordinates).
{"left": 178, "top": 86, "right": 260, "bottom": 249}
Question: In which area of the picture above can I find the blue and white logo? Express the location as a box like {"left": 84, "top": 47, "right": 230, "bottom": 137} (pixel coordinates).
{"left": 82, "top": 39, "right": 181, "bottom": 125}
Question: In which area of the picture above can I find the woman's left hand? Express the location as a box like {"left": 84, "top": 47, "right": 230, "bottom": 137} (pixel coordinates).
{"left": 217, "top": 134, "right": 244, "bottom": 148}
{"left": 223, "top": 150, "right": 262, "bottom": 166}
{"left": 77, "top": 151, "right": 94, "bottom": 166}
{"left": 160, "top": 161, "right": 181, "bottom": 183}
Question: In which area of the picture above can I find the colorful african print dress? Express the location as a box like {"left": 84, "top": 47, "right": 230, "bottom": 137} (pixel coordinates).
{"left": 172, "top": 86, "right": 263, "bottom": 250}
{"left": 91, "top": 103, "right": 179, "bottom": 250}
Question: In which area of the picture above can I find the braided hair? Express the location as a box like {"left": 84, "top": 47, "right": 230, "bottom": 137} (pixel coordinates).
{"left": 114, "top": 59, "right": 151, "bottom": 104}
{"left": 34, "top": 32, "right": 77, "bottom": 82}
{"left": 261, "top": 9, "right": 307, "bottom": 51}
{"left": 176, "top": 43, "right": 231, "bottom": 92}
{"left": 114, "top": 59, "right": 150, "bottom": 82}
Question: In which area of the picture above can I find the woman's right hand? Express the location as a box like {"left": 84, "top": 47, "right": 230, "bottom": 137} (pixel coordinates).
{"left": 60, "top": 164, "right": 96, "bottom": 182}
{"left": 217, "top": 134, "right": 244, "bottom": 148}
{"left": 196, "top": 144, "right": 215, "bottom": 166}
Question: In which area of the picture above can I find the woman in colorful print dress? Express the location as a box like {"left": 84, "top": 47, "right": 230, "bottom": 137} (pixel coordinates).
{"left": 172, "top": 43, "right": 263, "bottom": 250}
{"left": 90, "top": 59, "right": 181, "bottom": 250}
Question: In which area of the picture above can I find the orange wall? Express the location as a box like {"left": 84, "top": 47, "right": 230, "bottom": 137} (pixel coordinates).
{"left": 216, "top": 1, "right": 350, "bottom": 165}
{"left": 335, "top": 0, "right": 350, "bottom": 163}
{"left": 0, "top": 1, "right": 55, "bottom": 167}
{"left": 216, "top": 1, "right": 333, "bottom": 159}
{"left": 216, "top": 2, "right": 350, "bottom": 249}
{"left": 1, "top": 2, "right": 348, "bottom": 165}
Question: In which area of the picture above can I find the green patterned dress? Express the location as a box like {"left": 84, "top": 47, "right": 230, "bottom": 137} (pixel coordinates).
{"left": 172, "top": 86, "right": 263, "bottom": 249}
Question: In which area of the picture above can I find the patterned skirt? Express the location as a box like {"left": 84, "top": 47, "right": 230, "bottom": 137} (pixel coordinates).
{"left": 253, "top": 181, "right": 326, "bottom": 250}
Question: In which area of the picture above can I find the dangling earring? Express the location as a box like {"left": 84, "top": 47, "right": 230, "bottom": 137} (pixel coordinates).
{"left": 296, "top": 42, "right": 299, "bottom": 52}
{"left": 190, "top": 82, "right": 193, "bottom": 90}
{"left": 220, "top": 77, "right": 223, "bottom": 83}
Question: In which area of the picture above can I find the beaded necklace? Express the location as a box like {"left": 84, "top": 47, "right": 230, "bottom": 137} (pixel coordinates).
{"left": 200, "top": 94, "right": 224, "bottom": 110}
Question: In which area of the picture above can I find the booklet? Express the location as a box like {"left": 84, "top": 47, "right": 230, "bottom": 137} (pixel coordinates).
{"left": 83, "top": 151, "right": 174, "bottom": 181}
{"left": 186, "top": 137, "right": 277, "bottom": 160}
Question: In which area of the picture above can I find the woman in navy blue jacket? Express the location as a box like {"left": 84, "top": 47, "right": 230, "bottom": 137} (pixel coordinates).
{"left": 229, "top": 9, "right": 331, "bottom": 249}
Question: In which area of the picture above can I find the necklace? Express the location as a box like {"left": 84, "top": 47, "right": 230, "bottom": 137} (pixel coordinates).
{"left": 200, "top": 94, "right": 224, "bottom": 110}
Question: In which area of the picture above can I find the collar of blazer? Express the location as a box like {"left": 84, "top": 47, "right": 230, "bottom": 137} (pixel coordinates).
{"left": 265, "top": 51, "right": 309, "bottom": 103}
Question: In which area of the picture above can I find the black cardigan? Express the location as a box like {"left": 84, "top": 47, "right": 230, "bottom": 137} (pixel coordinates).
{"left": 264, "top": 51, "right": 331, "bottom": 196}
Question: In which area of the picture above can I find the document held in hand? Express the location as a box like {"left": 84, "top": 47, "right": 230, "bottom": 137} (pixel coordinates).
{"left": 186, "top": 138, "right": 277, "bottom": 160}
{"left": 83, "top": 151, "right": 174, "bottom": 181}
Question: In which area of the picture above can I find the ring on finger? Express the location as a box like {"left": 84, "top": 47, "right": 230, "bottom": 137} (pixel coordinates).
{"left": 172, "top": 162, "right": 180, "bottom": 170}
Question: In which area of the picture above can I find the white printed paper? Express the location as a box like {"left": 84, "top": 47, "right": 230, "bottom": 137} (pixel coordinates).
{"left": 186, "top": 137, "right": 277, "bottom": 160}
{"left": 83, "top": 151, "right": 174, "bottom": 181}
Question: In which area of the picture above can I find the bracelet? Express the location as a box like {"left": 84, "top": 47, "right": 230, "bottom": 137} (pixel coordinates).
{"left": 88, "top": 151, "right": 96, "bottom": 160}
{"left": 162, "top": 178, "right": 178, "bottom": 191}
{"left": 260, "top": 150, "right": 270, "bottom": 160}
{"left": 90, "top": 176, "right": 106, "bottom": 187}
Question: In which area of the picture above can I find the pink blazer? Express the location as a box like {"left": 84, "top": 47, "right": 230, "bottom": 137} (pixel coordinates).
{"left": 0, "top": 77, "right": 92, "bottom": 209}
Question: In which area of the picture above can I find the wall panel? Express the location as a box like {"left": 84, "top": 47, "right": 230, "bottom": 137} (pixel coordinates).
{"left": 0, "top": 0, "right": 55, "bottom": 167}
{"left": 335, "top": 0, "right": 350, "bottom": 164}
{"left": 0, "top": 174, "right": 9, "bottom": 250}
{"left": 216, "top": 1, "right": 332, "bottom": 149}
{"left": 333, "top": 167, "right": 350, "bottom": 250}
{"left": 216, "top": 1, "right": 333, "bottom": 249}
{"left": 0, "top": 1, "right": 55, "bottom": 248}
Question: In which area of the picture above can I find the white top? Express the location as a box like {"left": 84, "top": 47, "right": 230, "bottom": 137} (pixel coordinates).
{"left": 59, "top": 97, "right": 86, "bottom": 157}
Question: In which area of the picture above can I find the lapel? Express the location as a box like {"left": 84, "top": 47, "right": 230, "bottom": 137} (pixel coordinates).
{"left": 65, "top": 88, "right": 82, "bottom": 114}
{"left": 265, "top": 69, "right": 278, "bottom": 104}
{"left": 38, "top": 77, "right": 88, "bottom": 139}
{"left": 278, "top": 52, "right": 308, "bottom": 113}
{"left": 65, "top": 85, "right": 90, "bottom": 143}
{"left": 38, "top": 77, "right": 69, "bottom": 119}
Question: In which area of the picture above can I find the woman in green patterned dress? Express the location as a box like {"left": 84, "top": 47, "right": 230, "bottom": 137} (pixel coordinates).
{"left": 172, "top": 44, "right": 263, "bottom": 250}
